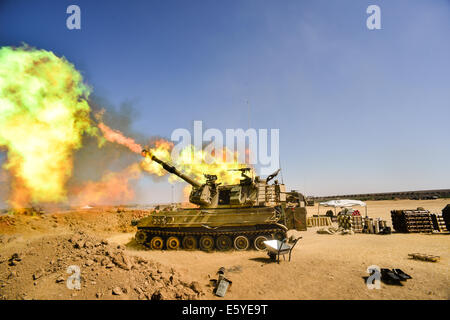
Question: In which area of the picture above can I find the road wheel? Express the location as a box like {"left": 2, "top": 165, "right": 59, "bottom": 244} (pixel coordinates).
{"left": 199, "top": 235, "right": 214, "bottom": 251}
{"left": 253, "top": 235, "right": 268, "bottom": 251}
{"left": 233, "top": 235, "right": 250, "bottom": 251}
{"left": 216, "top": 235, "right": 232, "bottom": 251}
{"left": 135, "top": 230, "right": 147, "bottom": 245}
{"left": 166, "top": 236, "right": 180, "bottom": 250}
{"left": 150, "top": 236, "right": 164, "bottom": 250}
{"left": 182, "top": 236, "right": 197, "bottom": 250}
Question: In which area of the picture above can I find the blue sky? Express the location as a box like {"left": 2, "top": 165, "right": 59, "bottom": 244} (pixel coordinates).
{"left": 1, "top": 0, "right": 449, "bottom": 203}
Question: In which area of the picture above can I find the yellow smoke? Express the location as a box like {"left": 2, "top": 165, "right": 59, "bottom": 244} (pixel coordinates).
{"left": 141, "top": 142, "right": 250, "bottom": 185}
{"left": 0, "top": 46, "right": 97, "bottom": 207}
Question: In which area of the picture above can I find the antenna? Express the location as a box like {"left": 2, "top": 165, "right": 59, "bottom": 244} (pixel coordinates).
{"left": 246, "top": 99, "right": 250, "bottom": 129}
{"left": 279, "top": 153, "right": 284, "bottom": 184}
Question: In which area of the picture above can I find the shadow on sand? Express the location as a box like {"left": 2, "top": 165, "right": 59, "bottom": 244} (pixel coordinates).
{"left": 248, "top": 257, "right": 276, "bottom": 265}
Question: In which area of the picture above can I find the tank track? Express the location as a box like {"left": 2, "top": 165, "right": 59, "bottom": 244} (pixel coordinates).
{"left": 135, "top": 225, "right": 287, "bottom": 251}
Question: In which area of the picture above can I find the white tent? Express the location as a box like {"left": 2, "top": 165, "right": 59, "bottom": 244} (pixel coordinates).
{"left": 319, "top": 200, "right": 366, "bottom": 207}
{"left": 318, "top": 199, "right": 367, "bottom": 216}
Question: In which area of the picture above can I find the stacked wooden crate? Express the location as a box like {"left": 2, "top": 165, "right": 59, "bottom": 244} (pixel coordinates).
{"left": 391, "top": 210, "right": 434, "bottom": 233}
{"left": 264, "top": 185, "right": 278, "bottom": 206}
{"left": 307, "top": 216, "right": 332, "bottom": 227}
{"left": 351, "top": 215, "right": 363, "bottom": 233}
{"left": 431, "top": 214, "right": 448, "bottom": 233}
{"left": 337, "top": 214, "right": 351, "bottom": 230}
{"left": 337, "top": 215, "right": 363, "bottom": 232}
{"left": 256, "top": 183, "right": 267, "bottom": 206}
{"left": 437, "top": 215, "right": 448, "bottom": 233}
{"left": 337, "top": 214, "right": 388, "bottom": 233}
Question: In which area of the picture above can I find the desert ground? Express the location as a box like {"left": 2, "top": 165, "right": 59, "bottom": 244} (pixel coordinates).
{"left": 0, "top": 199, "right": 449, "bottom": 300}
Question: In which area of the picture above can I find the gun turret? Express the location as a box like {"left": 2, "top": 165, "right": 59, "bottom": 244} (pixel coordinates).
{"left": 228, "top": 167, "right": 253, "bottom": 184}
{"left": 141, "top": 149, "right": 201, "bottom": 188}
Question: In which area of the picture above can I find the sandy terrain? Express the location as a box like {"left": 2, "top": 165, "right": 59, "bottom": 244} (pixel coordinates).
{"left": 1, "top": 199, "right": 449, "bottom": 300}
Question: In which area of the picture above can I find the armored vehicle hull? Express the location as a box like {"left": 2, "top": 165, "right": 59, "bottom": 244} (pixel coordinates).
{"left": 135, "top": 205, "right": 307, "bottom": 251}
{"left": 134, "top": 149, "right": 307, "bottom": 251}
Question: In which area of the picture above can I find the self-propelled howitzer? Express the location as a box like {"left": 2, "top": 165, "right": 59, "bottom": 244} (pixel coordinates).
{"left": 135, "top": 149, "right": 307, "bottom": 251}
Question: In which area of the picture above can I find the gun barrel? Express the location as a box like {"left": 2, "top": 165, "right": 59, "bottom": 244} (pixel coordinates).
{"left": 141, "top": 149, "right": 201, "bottom": 188}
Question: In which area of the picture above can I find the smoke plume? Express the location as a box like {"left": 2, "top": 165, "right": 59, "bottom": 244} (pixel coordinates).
{"left": 0, "top": 46, "right": 97, "bottom": 208}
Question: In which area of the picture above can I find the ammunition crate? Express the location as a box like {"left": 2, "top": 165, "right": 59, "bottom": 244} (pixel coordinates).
{"left": 307, "top": 216, "right": 332, "bottom": 228}
{"left": 391, "top": 210, "right": 434, "bottom": 233}
{"left": 442, "top": 204, "right": 450, "bottom": 231}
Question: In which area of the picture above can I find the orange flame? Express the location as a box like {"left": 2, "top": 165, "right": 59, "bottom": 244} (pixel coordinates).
{"left": 140, "top": 139, "right": 174, "bottom": 177}
{"left": 141, "top": 143, "right": 251, "bottom": 185}
{"left": 98, "top": 123, "right": 142, "bottom": 154}
{"left": 70, "top": 163, "right": 141, "bottom": 206}
{"left": 98, "top": 122, "right": 252, "bottom": 192}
